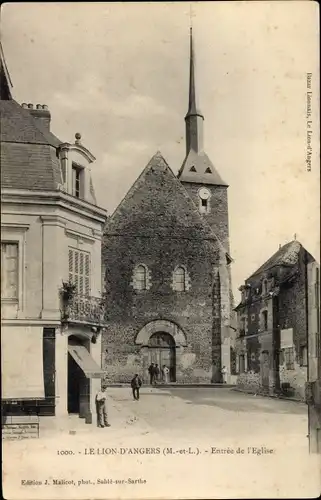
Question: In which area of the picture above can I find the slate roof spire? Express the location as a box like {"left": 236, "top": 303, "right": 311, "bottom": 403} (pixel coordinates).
{"left": 185, "top": 27, "right": 204, "bottom": 121}
{"left": 178, "top": 28, "right": 227, "bottom": 186}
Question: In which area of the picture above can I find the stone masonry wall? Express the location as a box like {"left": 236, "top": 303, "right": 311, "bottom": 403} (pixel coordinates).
{"left": 102, "top": 155, "right": 229, "bottom": 384}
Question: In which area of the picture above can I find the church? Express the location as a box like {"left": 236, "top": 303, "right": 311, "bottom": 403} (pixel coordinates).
{"left": 102, "top": 29, "right": 235, "bottom": 384}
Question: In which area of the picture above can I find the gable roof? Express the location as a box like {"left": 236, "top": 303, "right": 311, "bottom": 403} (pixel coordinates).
{"left": 177, "top": 149, "right": 228, "bottom": 186}
{"left": 0, "top": 99, "right": 61, "bottom": 147}
{"left": 106, "top": 151, "right": 231, "bottom": 260}
{"left": 107, "top": 151, "right": 216, "bottom": 240}
{"left": 248, "top": 241, "right": 304, "bottom": 280}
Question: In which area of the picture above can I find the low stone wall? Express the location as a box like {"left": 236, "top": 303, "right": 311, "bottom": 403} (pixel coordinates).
{"left": 236, "top": 366, "right": 307, "bottom": 401}
{"left": 236, "top": 372, "right": 262, "bottom": 394}
{"left": 279, "top": 363, "right": 307, "bottom": 400}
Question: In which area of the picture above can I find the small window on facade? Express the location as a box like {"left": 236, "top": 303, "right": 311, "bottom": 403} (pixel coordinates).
{"left": 1, "top": 242, "right": 19, "bottom": 300}
{"left": 239, "top": 354, "right": 245, "bottom": 373}
{"left": 299, "top": 345, "right": 308, "bottom": 367}
{"left": 240, "top": 317, "right": 246, "bottom": 335}
{"left": 134, "top": 265, "right": 147, "bottom": 290}
{"left": 190, "top": 166, "right": 196, "bottom": 172}
{"left": 262, "top": 310, "right": 268, "bottom": 331}
{"left": 251, "top": 313, "right": 256, "bottom": 322}
{"left": 205, "top": 167, "right": 212, "bottom": 174}
{"left": 284, "top": 347, "right": 295, "bottom": 370}
{"left": 262, "top": 279, "right": 268, "bottom": 295}
{"left": 174, "top": 266, "right": 185, "bottom": 292}
{"left": 72, "top": 164, "right": 83, "bottom": 198}
{"left": 69, "top": 247, "right": 90, "bottom": 296}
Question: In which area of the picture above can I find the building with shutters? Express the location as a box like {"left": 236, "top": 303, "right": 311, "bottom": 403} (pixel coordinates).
{"left": 101, "top": 29, "right": 235, "bottom": 384}
{"left": 1, "top": 44, "right": 107, "bottom": 422}
{"left": 234, "top": 240, "right": 320, "bottom": 402}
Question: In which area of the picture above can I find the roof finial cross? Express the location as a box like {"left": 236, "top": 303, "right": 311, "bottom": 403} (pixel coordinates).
{"left": 294, "top": 233, "right": 297, "bottom": 241}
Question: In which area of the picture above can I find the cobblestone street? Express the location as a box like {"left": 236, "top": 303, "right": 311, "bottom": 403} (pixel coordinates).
{"left": 3, "top": 387, "right": 320, "bottom": 499}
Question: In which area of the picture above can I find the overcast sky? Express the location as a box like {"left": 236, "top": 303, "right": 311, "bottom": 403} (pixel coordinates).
{"left": 1, "top": 2, "right": 319, "bottom": 300}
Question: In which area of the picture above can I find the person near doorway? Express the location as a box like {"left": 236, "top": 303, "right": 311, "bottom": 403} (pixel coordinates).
{"left": 221, "top": 366, "right": 228, "bottom": 384}
{"left": 95, "top": 385, "right": 111, "bottom": 428}
{"left": 148, "top": 363, "right": 155, "bottom": 385}
{"left": 131, "top": 374, "right": 142, "bottom": 400}
{"left": 163, "top": 365, "right": 170, "bottom": 384}
{"left": 154, "top": 364, "right": 160, "bottom": 384}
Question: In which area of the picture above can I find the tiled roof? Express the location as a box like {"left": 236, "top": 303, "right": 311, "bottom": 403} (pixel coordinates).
{"left": 248, "top": 241, "right": 302, "bottom": 279}
{"left": 178, "top": 149, "right": 228, "bottom": 186}
{"left": 1, "top": 141, "right": 62, "bottom": 191}
{"left": 0, "top": 99, "right": 61, "bottom": 147}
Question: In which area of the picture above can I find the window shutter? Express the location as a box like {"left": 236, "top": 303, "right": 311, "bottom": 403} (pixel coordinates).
{"left": 85, "top": 254, "right": 90, "bottom": 295}
{"left": 79, "top": 252, "right": 84, "bottom": 294}
{"left": 68, "top": 248, "right": 90, "bottom": 296}
{"left": 68, "top": 249, "right": 74, "bottom": 283}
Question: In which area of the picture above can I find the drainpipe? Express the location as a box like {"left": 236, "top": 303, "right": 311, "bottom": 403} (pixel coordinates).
{"left": 272, "top": 294, "right": 281, "bottom": 394}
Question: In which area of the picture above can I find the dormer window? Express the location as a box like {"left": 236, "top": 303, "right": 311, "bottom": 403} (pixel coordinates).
{"left": 198, "top": 187, "right": 211, "bottom": 214}
{"left": 72, "top": 163, "right": 84, "bottom": 198}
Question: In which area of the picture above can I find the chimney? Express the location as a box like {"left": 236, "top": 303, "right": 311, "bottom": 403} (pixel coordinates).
{"left": 26, "top": 103, "right": 51, "bottom": 130}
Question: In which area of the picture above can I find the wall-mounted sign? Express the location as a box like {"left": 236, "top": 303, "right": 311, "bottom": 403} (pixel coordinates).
{"left": 280, "top": 328, "right": 294, "bottom": 349}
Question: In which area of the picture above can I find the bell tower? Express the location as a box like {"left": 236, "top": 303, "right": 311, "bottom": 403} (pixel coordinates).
{"left": 177, "top": 27, "right": 230, "bottom": 253}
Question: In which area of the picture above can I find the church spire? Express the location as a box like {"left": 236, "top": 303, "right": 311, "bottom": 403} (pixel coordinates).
{"left": 184, "top": 27, "right": 204, "bottom": 155}
{"left": 177, "top": 27, "right": 227, "bottom": 187}
{"left": 186, "top": 27, "right": 203, "bottom": 120}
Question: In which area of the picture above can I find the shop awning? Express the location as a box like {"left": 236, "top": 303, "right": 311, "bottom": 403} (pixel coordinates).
{"left": 68, "top": 344, "right": 104, "bottom": 378}
{"left": 1, "top": 326, "right": 45, "bottom": 400}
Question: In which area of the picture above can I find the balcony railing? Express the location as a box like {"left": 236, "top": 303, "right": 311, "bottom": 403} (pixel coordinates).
{"left": 61, "top": 293, "right": 107, "bottom": 327}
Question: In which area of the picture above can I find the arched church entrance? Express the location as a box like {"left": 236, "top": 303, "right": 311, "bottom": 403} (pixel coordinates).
{"left": 135, "top": 320, "right": 187, "bottom": 384}
{"left": 148, "top": 332, "right": 176, "bottom": 382}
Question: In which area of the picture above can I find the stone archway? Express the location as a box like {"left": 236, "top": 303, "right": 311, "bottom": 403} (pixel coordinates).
{"left": 135, "top": 320, "right": 187, "bottom": 384}
{"left": 135, "top": 320, "right": 187, "bottom": 347}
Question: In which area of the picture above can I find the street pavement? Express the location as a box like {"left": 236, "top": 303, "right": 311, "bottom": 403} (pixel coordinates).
{"left": 3, "top": 387, "right": 320, "bottom": 500}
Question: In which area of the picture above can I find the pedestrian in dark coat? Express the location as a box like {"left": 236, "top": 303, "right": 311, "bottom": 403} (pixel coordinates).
{"left": 131, "top": 374, "right": 142, "bottom": 400}
{"left": 148, "top": 363, "right": 155, "bottom": 385}
{"left": 154, "top": 364, "right": 160, "bottom": 384}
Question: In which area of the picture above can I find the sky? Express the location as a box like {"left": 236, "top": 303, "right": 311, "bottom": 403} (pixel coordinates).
{"left": 1, "top": 2, "right": 320, "bottom": 300}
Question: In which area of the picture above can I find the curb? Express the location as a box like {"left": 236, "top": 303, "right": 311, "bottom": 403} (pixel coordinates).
{"left": 232, "top": 387, "right": 306, "bottom": 404}
{"left": 106, "top": 384, "right": 235, "bottom": 389}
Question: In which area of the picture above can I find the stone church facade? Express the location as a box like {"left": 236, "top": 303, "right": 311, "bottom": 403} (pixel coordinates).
{"left": 102, "top": 30, "right": 235, "bottom": 384}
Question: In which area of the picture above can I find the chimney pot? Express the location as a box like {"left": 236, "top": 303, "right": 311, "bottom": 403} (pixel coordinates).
{"left": 36, "top": 104, "right": 42, "bottom": 109}
{"left": 43, "top": 104, "right": 48, "bottom": 110}
{"left": 28, "top": 103, "right": 34, "bottom": 109}
{"left": 21, "top": 103, "right": 28, "bottom": 108}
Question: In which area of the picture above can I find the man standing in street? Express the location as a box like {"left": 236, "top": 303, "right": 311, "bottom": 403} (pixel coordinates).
{"left": 148, "top": 363, "right": 155, "bottom": 385}
{"left": 131, "top": 374, "right": 142, "bottom": 400}
{"left": 221, "top": 366, "right": 228, "bottom": 384}
{"left": 95, "top": 385, "right": 111, "bottom": 428}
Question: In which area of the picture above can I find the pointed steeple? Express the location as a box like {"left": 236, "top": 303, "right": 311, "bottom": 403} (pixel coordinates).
{"left": 178, "top": 28, "right": 227, "bottom": 186}
{"left": 184, "top": 27, "right": 204, "bottom": 155}
{"left": 186, "top": 27, "right": 204, "bottom": 120}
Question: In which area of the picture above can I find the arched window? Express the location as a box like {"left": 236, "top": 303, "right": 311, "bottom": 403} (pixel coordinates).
{"left": 135, "top": 265, "right": 147, "bottom": 290}
{"left": 262, "top": 279, "right": 268, "bottom": 295}
{"left": 174, "top": 266, "right": 185, "bottom": 292}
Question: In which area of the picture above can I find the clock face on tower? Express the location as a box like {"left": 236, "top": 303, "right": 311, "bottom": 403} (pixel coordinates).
{"left": 198, "top": 187, "right": 211, "bottom": 200}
